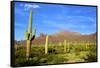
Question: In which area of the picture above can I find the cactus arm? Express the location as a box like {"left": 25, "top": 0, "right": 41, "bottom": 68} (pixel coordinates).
{"left": 31, "top": 28, "right": 36, "bottom": 41}
{"left": 25, "top": 31, "right": 28, "bottom": 40}
{"left": 31, "top": 35, "right": 35, "bottom": 41}
{"left": 32, "top": 28, "right": 36, "bottom": 36}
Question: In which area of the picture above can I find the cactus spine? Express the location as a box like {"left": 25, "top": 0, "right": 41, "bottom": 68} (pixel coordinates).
{"left": 64, "top": 40, "right": 67, "bottom": 53}
{"left": 25, "top": 10, "right": 36, "bottom": 60}
{"left": 45, "top": 35, "right": 48, "bottom": 54}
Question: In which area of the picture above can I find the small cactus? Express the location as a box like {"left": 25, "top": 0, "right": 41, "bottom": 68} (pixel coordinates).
{"left": 86, "top": 42, "right": 88, "bottom": 49}
{"left": 45, "top": 35, "right": 48, "bottom": 54}
{"left": 25, "top": 10, "right": 36, "bottom": 60}
{"left": 64, "top": 40, "right": 67, "bottom": 53}
{"left": 59, "top": 42, "right": 62, "bottom": 46}
{"left": 67, "top": 41, "right": 70, "bottom": 52}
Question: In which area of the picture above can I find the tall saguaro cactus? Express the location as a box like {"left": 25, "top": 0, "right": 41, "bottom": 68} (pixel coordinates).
{"left": 45, "top": 35, "right": 49, "bottom": 54}
{"left": 25, "top": 10, "right": 36, "bottom": 60}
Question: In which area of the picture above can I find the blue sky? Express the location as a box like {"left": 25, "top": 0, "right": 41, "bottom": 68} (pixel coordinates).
{"left": 14, "top": 2, "right": 97, "bottom": 41}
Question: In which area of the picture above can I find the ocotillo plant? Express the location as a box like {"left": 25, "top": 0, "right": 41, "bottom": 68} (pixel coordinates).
{"left": 25, "top": 10, "right": 36, "bottom": 60}
{"left": 45, "top": 35, "right": 48, "bottom": 54}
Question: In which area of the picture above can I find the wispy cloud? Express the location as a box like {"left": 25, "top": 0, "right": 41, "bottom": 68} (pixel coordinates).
{"left": 87, "top": 17, "right": 96, "bottom": 22}
{"left": 15, "top": 22, "right": 27, "bottom": 29}
{"left": 20, "top": 3, "right": 40, "bottom": 11}
{"left": 66, "top": 16, "right": 95, "bottom": 23}
{"left": 24, "top": 4, "right": 40, "bottom": 8}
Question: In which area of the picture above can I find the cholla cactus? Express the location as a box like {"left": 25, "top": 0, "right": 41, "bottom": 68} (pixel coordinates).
{"left": 45, "top": 35, "right": 49, "bottom": 54}
{"left": 25, "top": 10, "right": 36, "bottom": 60}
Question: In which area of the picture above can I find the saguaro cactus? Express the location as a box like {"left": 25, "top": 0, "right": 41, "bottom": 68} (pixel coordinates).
{"left": 67, "top": 41, "right": 70, "bottom": 52}
{"left": 64, "top": 40, "right": 67, "bottom": 53}
{"left": 45, "top": 35, "right": 49, "bottom": 54}
{"left": 25, "top": 10, "right": 36, "bottom": 60}
{"left": 86, "top": 42, "right": 88, "bottom": 49}
{"left": 59, "top": 42, "right": 62, "bottom": 46}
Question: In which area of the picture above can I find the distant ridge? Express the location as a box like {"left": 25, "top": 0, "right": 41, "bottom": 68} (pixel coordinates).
{"left": 15, "top": 31, "right": 96, "bottom": 45}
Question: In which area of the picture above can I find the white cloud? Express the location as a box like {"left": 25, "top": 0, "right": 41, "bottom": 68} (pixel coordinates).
{"left": 20, "top": 3, "right": 40, "bottom": 11}
{"left": 87, "top": 17, "right": 96, "bottom": 22}
{"left": 15, "top": 22, "right": 27, "bottom": 28}
{"left": 24, "top": 4, "right": 40, "bottom": 8}
{"left": 66, "top": 16, "right": 96, "bottom": 23}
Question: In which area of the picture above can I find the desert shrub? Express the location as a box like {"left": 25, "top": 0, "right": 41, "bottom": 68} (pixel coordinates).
{"left": 15, "top": 48, "right": 26, "bottom": 58}
{"left": 48, "top": 48, "right": 56, "bottom": 54}
{"left": 88, "top": 45, "right": 96, "bottom": 52}
{"left": 14, "top": 42, "right": 97, "bottom": 66}
{"left": 83, "top": 52, "right": 97, "bottom": 62}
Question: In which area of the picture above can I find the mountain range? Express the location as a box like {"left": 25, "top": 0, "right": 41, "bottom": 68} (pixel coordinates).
{"left": 15, "top": 31, "right": 96, "bottom": 45}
